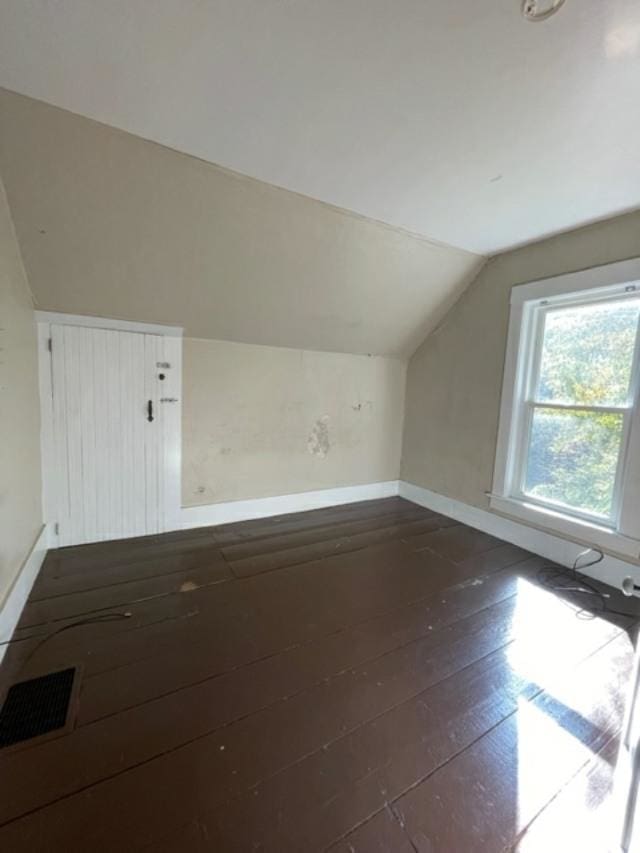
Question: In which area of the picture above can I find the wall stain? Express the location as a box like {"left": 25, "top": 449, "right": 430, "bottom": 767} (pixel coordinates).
{"left": 307, "top": 415, "right": 331, "bottom": 458}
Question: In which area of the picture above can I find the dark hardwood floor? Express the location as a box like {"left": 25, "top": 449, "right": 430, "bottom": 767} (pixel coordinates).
{"left": 0, "top": 496, "right": 637, "bottom": 851}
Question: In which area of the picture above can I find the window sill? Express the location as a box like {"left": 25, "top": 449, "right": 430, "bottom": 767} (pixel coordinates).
{"left": 488, "top": 495, "right": 640, "bottom": 560}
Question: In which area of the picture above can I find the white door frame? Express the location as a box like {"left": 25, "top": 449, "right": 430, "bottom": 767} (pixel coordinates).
{"left": 615, "top": 639, "right": 640, "bottom": 853}
{"left": 36, "top": 312, "right": 183, "bottom": 547}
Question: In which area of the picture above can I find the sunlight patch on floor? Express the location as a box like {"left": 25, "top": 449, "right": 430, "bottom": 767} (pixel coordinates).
{"left": 506, "top": 578, "right": 633, "bottom": 687}
{"left": 515, "top": 698, "right": 600, "bottom": 832}
{"left": 517, "top": 736, "right": 616, "bottom": 852}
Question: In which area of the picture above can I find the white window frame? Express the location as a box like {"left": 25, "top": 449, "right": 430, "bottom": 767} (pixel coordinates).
{"left": 491, "top": 257, "right": 640, "bottom": 560}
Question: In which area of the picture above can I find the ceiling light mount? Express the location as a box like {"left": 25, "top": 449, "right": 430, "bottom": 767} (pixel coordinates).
{"left": 522, "top": 0, "right": 566, "bottom": 22}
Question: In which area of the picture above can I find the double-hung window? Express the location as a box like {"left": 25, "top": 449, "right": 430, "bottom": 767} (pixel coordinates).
{"left": 491, "top": 258, "right": 640, "bottom": 558}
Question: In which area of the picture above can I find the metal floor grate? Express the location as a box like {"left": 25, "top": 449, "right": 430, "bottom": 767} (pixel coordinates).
{"left": 0, "top": 668, "right": 76, "bottom": 748}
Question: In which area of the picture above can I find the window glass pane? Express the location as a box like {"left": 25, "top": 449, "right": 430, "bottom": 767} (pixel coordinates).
{"left": 536, "top": 298, "right": 640, "bottom": 406}
{"left": 524, "top": 407, "right": 623, "bottom": 519}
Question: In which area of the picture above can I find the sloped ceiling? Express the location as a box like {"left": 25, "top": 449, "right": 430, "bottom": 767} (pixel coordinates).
{"left": 0, "top": 90, "right": 483, "bottom": 358}
{"left": 1, "top": 1, "right": 639, "bottom": 254}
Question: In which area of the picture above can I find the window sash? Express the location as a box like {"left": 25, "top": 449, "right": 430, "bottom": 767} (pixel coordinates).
{"left": 533, "top": 293, "right": 640, "bottom": 409}
{"left": 490, "top": 258, "right": 640, "bottom": 555}
{"left": 512, "top": 401, "right": 630, "bottom": 527}
{"left": 508, "top": 294, "right": 640, "bottom": 530}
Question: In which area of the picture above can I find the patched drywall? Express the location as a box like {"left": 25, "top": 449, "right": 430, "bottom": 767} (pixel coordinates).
{"left": 0, "top": 88, "right": 483, "bottom": 359}
{"left": 183, "top": 339, "right": 406, "bottom": 505}
{"left": 401, "top": 209, "right": 640, "bottom": 510}
{"left": 0, "top": 174, "right": 42, "bottom": 608}
{"left": 307, "top": 416, "right": 331, "bottom": 460}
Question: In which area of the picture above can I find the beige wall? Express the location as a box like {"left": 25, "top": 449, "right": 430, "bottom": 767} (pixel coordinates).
{"left": 183, "top": 339, "right": 406, "bottom": 506}
{"left": 0, "top": 88, "right": 482, "bottom": 360}
{"left": 0, "top": 89, "right": 423, "bottom": 519}
{"left": 0, "top": 175, "right": 42, "bottom": 607}
{"left": 401, "top": 210, "right": 640, "bottom": 509}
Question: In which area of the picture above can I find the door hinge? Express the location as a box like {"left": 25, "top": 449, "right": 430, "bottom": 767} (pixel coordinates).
{"left": 48, "top": 338, "right": 52, "bottom": 352}
{"left": 54, "top": 522, "right": 60, "bottom": 535}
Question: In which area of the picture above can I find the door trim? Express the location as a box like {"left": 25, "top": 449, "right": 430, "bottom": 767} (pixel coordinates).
{"left": 37, "top": 313, "right": 183, "bottom": 546}
{"left": 35, "top": 311, "right": 183, "bottom": 338}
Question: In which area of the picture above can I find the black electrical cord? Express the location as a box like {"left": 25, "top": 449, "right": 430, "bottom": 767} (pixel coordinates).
{"left": 536, "top": 547, "right": 640, "bottom": 622}
{"left": 0, "top": 572, "right": 210, "bottom": 672}
{"left": 0, "top": 612, "right": 133, "bottom": 670}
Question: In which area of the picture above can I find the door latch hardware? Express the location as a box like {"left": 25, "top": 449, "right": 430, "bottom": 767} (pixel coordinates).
{"left": 160, "top": 397, "right": 179, "bottom": 403}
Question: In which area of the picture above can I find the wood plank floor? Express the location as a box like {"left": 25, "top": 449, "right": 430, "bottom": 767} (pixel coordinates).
{"left": 0, "top": 496, "right": 638, "bottom": 851}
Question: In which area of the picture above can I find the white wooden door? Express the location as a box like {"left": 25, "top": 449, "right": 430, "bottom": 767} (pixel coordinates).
{"left": 49, "top": 323, "right": 180, "bottom": 546}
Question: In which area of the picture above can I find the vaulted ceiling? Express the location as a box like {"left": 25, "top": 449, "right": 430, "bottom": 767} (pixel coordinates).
{"left": 0, "top": 90, "right": 482, "bottom": 358}
{"left": 1, "top": 0, "right": 639, "bottom": 254}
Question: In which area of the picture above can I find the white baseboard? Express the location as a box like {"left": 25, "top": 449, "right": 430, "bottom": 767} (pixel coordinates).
{"left": 399, "top": 480, "right": 639, "bottom": 594}
{"left": 182, "top": 481, "right": 400, "bottom": 529}
{"left": 0, "top": 524, "right": 48, "bottom": 659}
